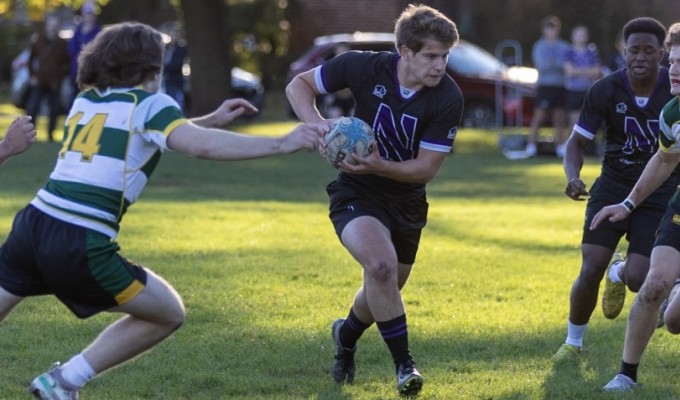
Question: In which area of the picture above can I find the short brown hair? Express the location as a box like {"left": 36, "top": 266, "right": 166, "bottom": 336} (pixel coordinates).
{"left": 394, "top": 4, "right": 458, "bottom": 54}
{"left": 665, "top": 22, "right": 680, "bottom": 49}
{"left": 541, "top": 16, "right": 561, "bottom": 30}
{"left": 77, "top": 22, "right": 164, "bottom": 90}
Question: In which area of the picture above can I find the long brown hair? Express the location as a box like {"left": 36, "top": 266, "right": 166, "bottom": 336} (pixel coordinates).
{"left": 77, "top": 22, "right": 164, "bottom": 90}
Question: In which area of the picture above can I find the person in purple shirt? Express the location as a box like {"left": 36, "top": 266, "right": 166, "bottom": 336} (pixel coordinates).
{"left": 564, "top": 26, "right": 602, "bottom": 132}
{"left": 67, "top": 2, "right": 101, "bottom": 105}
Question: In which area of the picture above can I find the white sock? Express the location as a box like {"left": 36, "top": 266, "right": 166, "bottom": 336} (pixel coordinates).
{"left": 565, "top": 321, "right": 587, "bottom": 348}
{"left": 59, "top": 354, "right": 96, "bottom": 389}
{"left": 608, "top": 261, "right": 624, "bottom": 283}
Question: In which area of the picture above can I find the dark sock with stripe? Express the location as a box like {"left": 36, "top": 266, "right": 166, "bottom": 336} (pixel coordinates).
{"left": 376, "top": 314, "right": 411, "bottom": 368}
{"left": 619, "top": 360, "right": 638, "bottom": 382}
{"left": 339, "top": 308, "right": 372, "bottom": 349}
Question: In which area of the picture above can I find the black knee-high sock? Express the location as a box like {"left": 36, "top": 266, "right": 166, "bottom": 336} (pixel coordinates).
{"left": 339, "top": 308, "right": 372, "bottom": 349}
{"left": 376, "top": 314, "right": 411, "bottom": 368}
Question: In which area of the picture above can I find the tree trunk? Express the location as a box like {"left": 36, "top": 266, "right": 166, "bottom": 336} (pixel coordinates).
{"left": 180, "top": 0, "right": 232, "bottom": 116}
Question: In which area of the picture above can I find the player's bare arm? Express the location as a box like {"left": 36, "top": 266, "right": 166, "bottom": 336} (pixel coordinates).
{"left": 286, "top": 69, "right": 325, "bottom": 124}
{"left": 563, "top": 130, "right": 590, "bottom": 200}
{"left": 338, "top": 145, "right": 447, "bottom": 184}
{"left": 590, "top": 150, "right": 680, "bottom": 230}
{"left": 167, "top": 122, "right": 323, "bottom": 160}
{"left": 191, "top": 98, "right": 258, "bottom": 128}
{"left": 0, "top": 116, "right": 37, "bottom": 166}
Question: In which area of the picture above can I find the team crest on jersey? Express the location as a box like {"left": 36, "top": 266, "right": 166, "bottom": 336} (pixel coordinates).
{"left": 616, "top": 102, "right": 627, "bottom": 114}
{"left": 673, "top": 214, "right": 680, "bottom": 225}
{"left": 447, "top": 127, "right": 458, "bottom": 140}
{"left": 373, "top": 85, "right": 387, "bottom": 98}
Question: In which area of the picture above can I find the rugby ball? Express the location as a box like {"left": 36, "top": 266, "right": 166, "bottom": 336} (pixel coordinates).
{"left": 324, "top": 117, "right": 375, "bottom": 168}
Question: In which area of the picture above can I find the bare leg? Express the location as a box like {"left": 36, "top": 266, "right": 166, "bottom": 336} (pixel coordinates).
{"left": 350, "top": 262, "right": 414, "bottom": 324}
{"left": 0, "top": 285, "right": 24, "bottom": 323}
{"left": 568, "top": 244, "right": 613, "bottom": 325}
{"left": 621, "top": 253, "right": 651, "bottom": 293}
{"left": 664, "top": 279, "right": 680, "bottom": 333}
{"left": 552, "top": 107, "right": 566, "bottom": 145}
{"left": 622, "top": 246, "right": 680, "bottom": 364}
{"left": 81, "top": 269, "right": 186, "bottom": 374}
{"left": 340, "top": 216, "right": 402, "bottom": 322}
{"left": 527, "top": 107, "right": 547, "bottom": 148}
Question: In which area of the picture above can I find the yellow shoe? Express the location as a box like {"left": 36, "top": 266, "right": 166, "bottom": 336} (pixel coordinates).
{"left": 602, "top": 253, "right": 626, "bottom": 319}
{"left": 552, "top": 343, "right": 581, "bottom": 361}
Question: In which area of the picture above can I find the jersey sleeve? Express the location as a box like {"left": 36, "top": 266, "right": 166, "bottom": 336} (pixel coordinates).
{"left": 316, "top": 51, "right": 371, "bottom": 94}
{"left": 573, "top": 77, "right": 610, "bottom": 140}
{"left": 659, "top": 99, "right": 680, "bottom": 154}
{"left": 133, "top": 93, "right": 188, "bottom": 152}
{"left": 420, "top": 79, "right": 464, "bottom": 153}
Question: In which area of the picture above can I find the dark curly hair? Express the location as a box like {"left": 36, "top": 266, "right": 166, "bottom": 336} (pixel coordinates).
{"left": 623, "top": 17, "right": 666, "bottom": 48}
{"left": 77, "top": 22, "right": 164, "bottom": 90}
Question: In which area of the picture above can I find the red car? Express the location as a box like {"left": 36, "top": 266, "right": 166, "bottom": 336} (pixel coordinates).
{"left": 288, "top": 32, "right": 537, "bottom": 127}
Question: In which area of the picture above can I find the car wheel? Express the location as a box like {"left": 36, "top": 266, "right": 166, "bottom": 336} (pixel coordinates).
{"left": 461, "top": 101, "right": 495, "bottom": 128}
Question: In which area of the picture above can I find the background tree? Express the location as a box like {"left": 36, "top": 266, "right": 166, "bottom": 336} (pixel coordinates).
{"left": 4, "top": 0, "right": 680, "bottom": 117}
{"left": 179, "top": 0, "right": 232, "bottom": 116}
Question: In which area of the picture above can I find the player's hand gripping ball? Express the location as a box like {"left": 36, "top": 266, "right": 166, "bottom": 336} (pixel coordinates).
{"left": 324, "top": 117, "right": 376, "bottom": 168}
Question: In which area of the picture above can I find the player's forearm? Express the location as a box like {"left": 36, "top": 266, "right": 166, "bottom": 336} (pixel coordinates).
{"left": 0, "top": 145, "right": 11, "bottom": 166}
{"left": 628, "top": 151, "right": 677, "bottom": 205}
{"left": 0, "top": 139, "right": 21, "bottom": 166}
{"left": 563, "top": 133, "right": 587, "bottom": 182}
{"left": 372, "top": 157, "right": 443, "bottom": 184}
{"left": 194, "top": 130, "right": 285, "bottom": 160}
{"left": 190, "top": 113, "right": 217, "bottom": 128}
{"left": 168, "top": 124, "right": 285, "bottom": 160}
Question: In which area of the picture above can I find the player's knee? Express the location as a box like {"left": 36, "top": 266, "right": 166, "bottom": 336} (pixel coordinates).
{"left": 577, "top": 266, "right": 603, "bottom": 288}
{"left": 639, "top": 279, "right": 667, "bottom": 305}
{"left": 365, "top": 259, "right": 397, "bottom": 284}
{"left": 665, "top": 316, "right": 680, "bottom": 334}
{"left": 166, "top": 298, "right": 186, "bottom": 330}
{"left": 626, "top": 277, "right": 644, "bottom": 293}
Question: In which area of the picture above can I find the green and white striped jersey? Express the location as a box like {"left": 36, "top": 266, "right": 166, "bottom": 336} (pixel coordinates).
{"left": 660, "top": 96, "right": 680, "bottom": 154}
{"left": 30, "top": 87, "right": 187, "bottom": 238}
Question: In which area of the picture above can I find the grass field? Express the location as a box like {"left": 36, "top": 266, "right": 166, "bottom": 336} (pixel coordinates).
{"left": 0, "top": 104, "right": 679, "bottom": 399}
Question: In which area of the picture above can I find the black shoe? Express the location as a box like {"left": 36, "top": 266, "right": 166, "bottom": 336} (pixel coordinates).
{"left": 396, "top": 360, "right": 423, "bottom": 396}
{"left": 331, "top": 318, "right": 356, "bottom": 383}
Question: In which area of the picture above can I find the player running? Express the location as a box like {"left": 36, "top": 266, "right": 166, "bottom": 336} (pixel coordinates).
{"left": 593, "top": 22, "right": 680, "bottom": 391}
{"left": 286, "top": 4, "right": 463, "bottom": 396}
{"left": 556, "top": 17, "right": 675, "bottom": 361}
{"left": 0, "top": 22, "right": 323, "bottom": 399}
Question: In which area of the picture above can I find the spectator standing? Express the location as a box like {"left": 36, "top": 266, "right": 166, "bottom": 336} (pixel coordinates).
{"left": 525, "top": 16, "right": 570, "bottom": 158}
{"left": 67, "top": 1, "right": 101, "bottom": 105}
{"left": 27, "top": 14, "right": 70, "bottom": 142}
{"left": 563, "top": 26, "right": 602, "bottom": 132}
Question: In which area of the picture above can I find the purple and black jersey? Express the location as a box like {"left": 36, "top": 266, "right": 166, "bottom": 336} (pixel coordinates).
{"left": 314, "top": 51, "right": 463, "bottom": 200}
{"left": 573, "top": 67, "right": 672, "bottom": 185}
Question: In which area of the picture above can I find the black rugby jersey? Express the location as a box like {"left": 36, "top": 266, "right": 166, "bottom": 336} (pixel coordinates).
{"left": 315, "top": 51, "right": 463, "bottom": 200}
{"left": 574, "top": 68, "right": 672, "bottom": 185}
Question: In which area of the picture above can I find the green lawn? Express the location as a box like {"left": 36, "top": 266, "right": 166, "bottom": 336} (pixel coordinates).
{"left": 0, "top": 108, "right": 678, "bottom": 399}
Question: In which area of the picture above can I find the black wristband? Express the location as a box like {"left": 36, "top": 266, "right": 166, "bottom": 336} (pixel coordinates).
{"left": 622, "top": 198, "right": 636, "bottom": 212}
